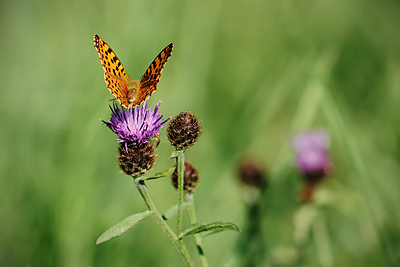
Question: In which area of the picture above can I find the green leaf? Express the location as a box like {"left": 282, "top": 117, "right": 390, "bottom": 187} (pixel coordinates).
{"left": 169, "top": 149, "right": 184, "bottom": 159}
{"left": 96, "top": 210, "right": 152, "bottom": 245}
{"left": 162, "top": 204, "right": 179, "bottom": 221}
{"left": 138, "top": 167, "right": 176, "bottom": 181}
{"left": 161, "top": 202, "right": 190, "bottom": 221}
{"left": 179, "top": 221, "right": 241, "bottom": 239}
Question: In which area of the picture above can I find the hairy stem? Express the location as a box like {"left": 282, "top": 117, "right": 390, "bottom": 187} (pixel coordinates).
{"left": 186, "top": 193, "right": 209, "bottom": 267}
{"left": 134, "top": 178, "right": 194, "bottom": 266}
{"left": 176, "top": 149, "right": 185, "bottom": 236}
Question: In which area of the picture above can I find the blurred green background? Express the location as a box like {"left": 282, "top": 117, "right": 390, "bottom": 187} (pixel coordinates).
{"left": 1, "top": 0, "right": 400, "bottom": 266}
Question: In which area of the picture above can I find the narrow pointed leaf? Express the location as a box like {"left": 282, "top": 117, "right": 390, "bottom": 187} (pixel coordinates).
{"left": 162, "top": 204, "right": 179, "bottom": 221}
{"left": 179, "top": 221, "right": 241, "bottom": 239}
{"left": 96, "top": 210, "right": 152, "bottom": 245}
{"left": 139, "top": 167, "right": 176, "bottom": 181}
{"left": 204, "top": 228, "right": 229, "bottom": 237}
{"left": 169, "top": 149, "right": 184, "bottom": 159}
{"left": 162, "top": 202, "right": 190, "bottom": 221}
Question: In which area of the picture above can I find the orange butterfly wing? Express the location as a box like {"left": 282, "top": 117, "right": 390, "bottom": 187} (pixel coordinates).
{"left": 132, "top": 43, "right": 174, "bottom": 107}
{"left": 94, "top": 34, "right": 131, "bottom": 108}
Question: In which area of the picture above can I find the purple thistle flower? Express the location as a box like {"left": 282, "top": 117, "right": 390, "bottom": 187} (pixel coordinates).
{"left": 102, "top": 100, "right": 170, "bottom": 150}
{"left": 291, "top": 130, "right": 332, "bottom": 175}
{"left": 291, "top": 130, "right": 332, "bottom": 202}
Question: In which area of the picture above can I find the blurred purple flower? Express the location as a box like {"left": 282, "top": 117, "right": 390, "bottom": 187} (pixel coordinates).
{"left": 291, "top": 130, "right": 332, "bottom": 202}
{"left": 102, "top": 100, "right": 170, "bottom": 150}
{"left": 291, "top": 130, "right": 331, "bottom": 175}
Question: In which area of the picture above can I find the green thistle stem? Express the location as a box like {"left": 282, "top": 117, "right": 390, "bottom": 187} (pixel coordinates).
{"left": 313, "top": 213, "right": 333, "bottom": 267}
{"left": 133, "top": 177, "right": 194, "bottom": 266}
{"left": 186, "top": 193, "right": 209, "bottom": 267}
{"left": 175, "top": 149, "right": 187, "bottom": 265}
{"left": 176, "top": 149, "right": 185, "bottom": 236}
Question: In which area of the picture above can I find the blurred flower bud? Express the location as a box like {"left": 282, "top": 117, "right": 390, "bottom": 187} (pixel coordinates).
{"left": 171, "top": 161, "right": 200, "bottom": 194}
{"left": 238, "top": 159, "right": 267, "bottom": 190}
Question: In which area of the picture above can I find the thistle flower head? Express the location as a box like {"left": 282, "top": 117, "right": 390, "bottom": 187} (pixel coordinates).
{"left": 291, "top": 130, "right": 331, "bottom": 175}
{"left": 167, "top": 111, "right": 202, "bottom": 150}
{"left": 102, "top": 100, "right": 169, "bottom": 177}
{"left": 291, "top": 130, "right": 332, "bottom": 202}
{"left": 102, "top": 100, "right": 170, "bottom": 150}
{"left": 118, "top": 142, "right": 156, "bottom": 177}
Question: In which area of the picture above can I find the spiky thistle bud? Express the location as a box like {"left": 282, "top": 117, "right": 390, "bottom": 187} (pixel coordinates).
{"left": 118, "top": 142, "right": 156, "bottom": 177}
{"left": 171, "top": 161, "right": 200, "bottom": 193}
{"left": 167, "top": 111, "right": 202, "bottom": 150}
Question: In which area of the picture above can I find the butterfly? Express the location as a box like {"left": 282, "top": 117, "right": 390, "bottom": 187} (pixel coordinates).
{"left": 94, "top": 34, "right": 173, "bottom": 108}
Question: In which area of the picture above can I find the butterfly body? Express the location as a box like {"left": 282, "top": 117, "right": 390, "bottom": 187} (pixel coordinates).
{"left": 94, "top": 34, "right": 173, "bottom": 108}
{"left": 127, "top": 79, "right": 139, "bottom": 100}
